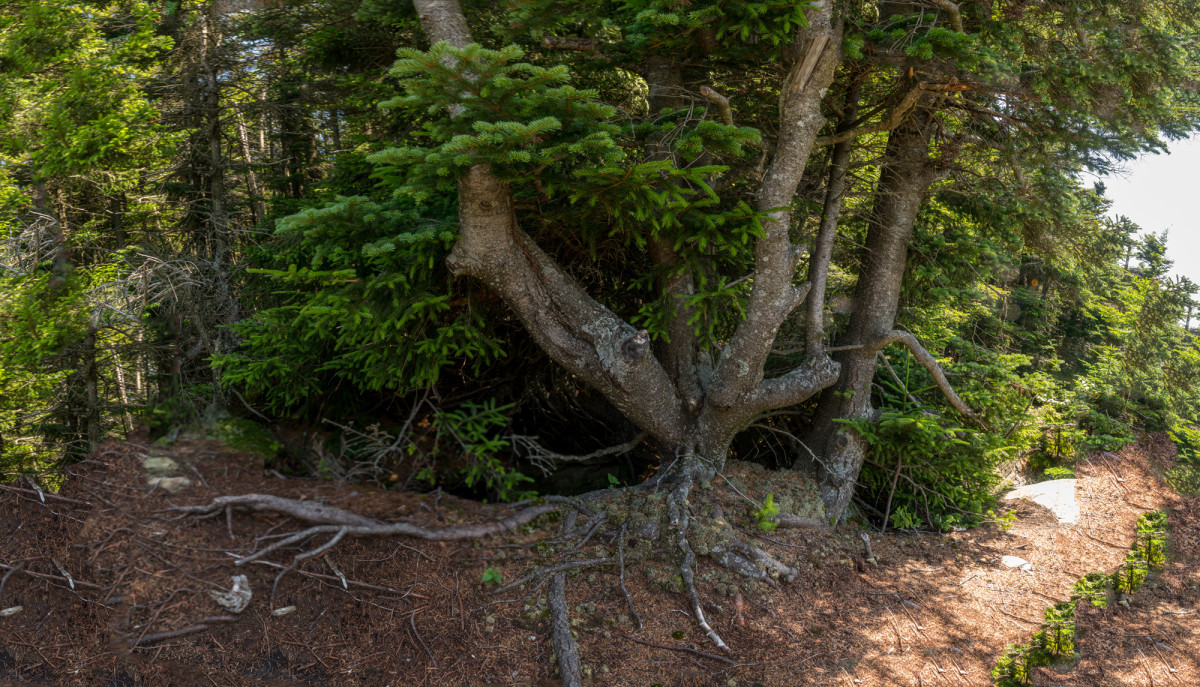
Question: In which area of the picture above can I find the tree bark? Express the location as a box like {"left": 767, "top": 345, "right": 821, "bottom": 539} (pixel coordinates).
{"left": 804, "top": 107, "right": 940, "bottom": 520}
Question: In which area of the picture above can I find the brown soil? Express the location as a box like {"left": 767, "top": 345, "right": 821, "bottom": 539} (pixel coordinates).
{"left": 0, "top": 432, "right": 1193, "bottom": 686}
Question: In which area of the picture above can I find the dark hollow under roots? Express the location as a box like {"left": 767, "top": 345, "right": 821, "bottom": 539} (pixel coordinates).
{"left": 176, "top": 478, "right": 814, "bottom": 685}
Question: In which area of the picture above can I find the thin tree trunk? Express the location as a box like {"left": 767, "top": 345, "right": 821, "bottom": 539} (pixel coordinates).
{"left": 236, "top": 107, "right": 266, "bottom": 223}
{"left": 805, "top": 79, "right": 861, "bottom": 356}
{"left": 84, "top": 328, "right": 101, "bottom": 450}
{"left": 111, "top": 345, "right": 134, "bottom": 435}
{"left": 805, "top": 108, "right": 939, "bottom": 520}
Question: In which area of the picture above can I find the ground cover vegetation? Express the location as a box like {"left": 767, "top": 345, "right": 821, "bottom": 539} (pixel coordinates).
{"left": 2, "top": 0, "right": 1200, "bottom": 681}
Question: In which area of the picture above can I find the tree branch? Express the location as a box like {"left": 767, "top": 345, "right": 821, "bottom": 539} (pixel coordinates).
{"left": 540, "top": 36, "right": 606, "bottom": 53}
{"left": 699, "top": 85, "right": 734, "bottom": 125}
{"left": 807, "top": 77, "right": 862, "bottom": 354}
{"left": 865, "top": 330, "right": 981, "bottom": 422}
{"left": 708, "top": 5, "right": 842, "bottom": 409}
{"left": 410, "top": 1, "right": 690, "bottom": 444}
{"left": 929, "top": 0, "right": 964, "bottom": 33}
{"left": 815, "top": 84, "right": 926, "bottom": 147}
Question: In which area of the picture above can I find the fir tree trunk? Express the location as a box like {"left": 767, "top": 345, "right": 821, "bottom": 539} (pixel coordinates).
{"left": 804, "top": 109, "right": 939, "bottom": 521}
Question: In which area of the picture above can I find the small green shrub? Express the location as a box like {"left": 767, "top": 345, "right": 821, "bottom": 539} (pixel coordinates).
{"left": 755, "top": 493, "right": 780, "bottom": 531}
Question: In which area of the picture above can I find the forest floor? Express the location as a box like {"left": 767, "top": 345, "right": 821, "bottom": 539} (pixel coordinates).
{"left": 0, "top": 432, "right": 1195, "bottom": 686}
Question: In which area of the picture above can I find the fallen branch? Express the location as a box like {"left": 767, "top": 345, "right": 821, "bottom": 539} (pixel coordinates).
{"left": 0, "top": 483, "right": 91, "bottom": 506}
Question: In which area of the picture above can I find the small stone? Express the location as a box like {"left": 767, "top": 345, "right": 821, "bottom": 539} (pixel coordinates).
{"left": 148, "top": 476, "right": 191, "bottom": 494}
{"left": 143, "top": 454, "right": 179, "bottom": 476}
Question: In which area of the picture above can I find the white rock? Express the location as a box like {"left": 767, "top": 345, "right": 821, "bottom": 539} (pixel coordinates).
{"left": 1001, "top": 555, "right": 1032, "bottom": 571}
{"left": 1003, "top": 479, "right": 1079, "bottom": 525}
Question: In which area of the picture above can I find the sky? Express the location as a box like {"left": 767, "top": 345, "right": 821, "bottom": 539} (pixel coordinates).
{"left": 1101, "top": 135, "right": 1200, "bottom": 285}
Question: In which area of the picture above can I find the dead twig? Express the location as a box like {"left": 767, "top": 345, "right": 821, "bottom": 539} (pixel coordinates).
{"left": 490, "top": 557, "right": 617, "bottom": 596}
{"left": 131, "top": 615, "right": 237, "bottom": 647}
{"left": 615, "top": 631, "right": 736, "bottom": 665}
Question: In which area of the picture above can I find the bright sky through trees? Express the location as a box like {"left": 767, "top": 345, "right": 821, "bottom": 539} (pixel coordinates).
{"left": 1103, "top": 136, "right": 1200, "bottom": 285}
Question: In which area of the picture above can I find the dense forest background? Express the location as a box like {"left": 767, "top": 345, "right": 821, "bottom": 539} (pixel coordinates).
{"left": 2, "top": 0, "right": 1199, "bottom": 531}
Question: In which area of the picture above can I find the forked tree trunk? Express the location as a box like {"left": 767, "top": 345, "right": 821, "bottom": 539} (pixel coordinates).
{"left": 412, "top": 0, "right": 842, "bottom": 481}
{"left": 804, "top": 109, "right": 939, "bottom": 520}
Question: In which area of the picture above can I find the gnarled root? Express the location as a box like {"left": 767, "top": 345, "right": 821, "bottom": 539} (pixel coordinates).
{"left": 666, "top": 478, "right": 730, "bottom": 653}
{"left": 174, "top": 493, "right": 561, "bottom": 599}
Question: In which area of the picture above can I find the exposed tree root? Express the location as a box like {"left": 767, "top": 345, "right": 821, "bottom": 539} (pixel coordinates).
{"left": 774, "top": 513, "right": 830, "bottom": 530}
{"left": 549, "top": 571, "right": 583, "bottom": 687}
{"left": 175, "top": 494, "right": 561, "bottom": 601}
{"left": 177, "top": 471, "right": 817, "bottom": 670}
{"left": 666, "top": 479, "right": 729, "bottom": 653}
{"left": 175, "top": 494, "right": 558, "bottom": 545}
{"left": 617, "top": 522, "right": 643, "bottom": 629}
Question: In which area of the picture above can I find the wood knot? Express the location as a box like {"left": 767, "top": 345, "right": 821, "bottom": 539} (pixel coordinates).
{"left": 620, "top": 329, "right": 651, "bottom": 363}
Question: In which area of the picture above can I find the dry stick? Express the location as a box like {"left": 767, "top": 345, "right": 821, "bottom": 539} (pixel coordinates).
{"left": 0, "top": 563, "right": 102, "bottom": 589}
{"left": 409, "top": 613, "right": 436, "bottom": 668}
{"left": 617, "top": 523, "right": 643, "bottom": 630}
{"left": 616, "top": 631, "right": 736, "bottom": 665}
{"left": 548, "top": 571, "right": 583, "bottom": 687}
{"left": 0, "top": 483, "right": 91, "bottom": 506}
{"left": 132, "top": 616, "right": 237, "bottom": 647}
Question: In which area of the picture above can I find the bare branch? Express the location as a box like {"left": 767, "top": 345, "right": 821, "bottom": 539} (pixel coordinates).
{"left": 699, "top": 85, "right": 734, "bottom": 125}
{"left": 709, "top": 6, "right": 841, "bottom": 409}
{"left": 540, "top": 36, "right": 606, "bottom": 53}
{"left": 816, "top": 84, "right": 927, "bottom": 147}
{"left": 511, "top": 431, "right": 648, "bottom": 476}
{"left": 865, "top": 330, "right": 981, "bottom": 422}
{"left": 929, "top": 0, "right": 964, "bottom": 33}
